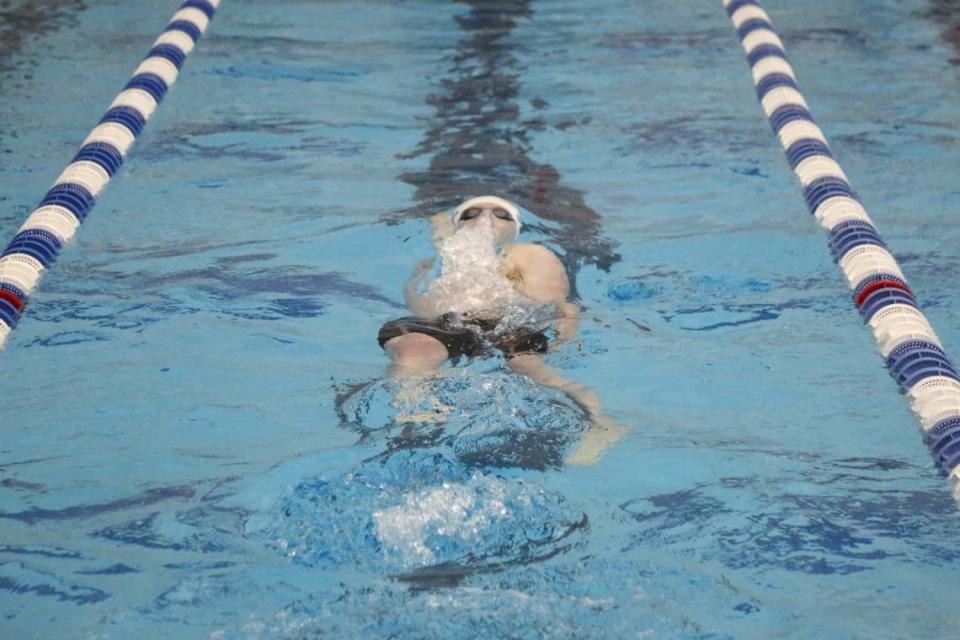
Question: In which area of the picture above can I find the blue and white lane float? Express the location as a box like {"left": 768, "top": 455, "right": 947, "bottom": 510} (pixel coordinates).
{"left": 0, "top": 0, "right": 220, "bottom": 349}
{"left": 722, "top": 0, "right": 960, "bottom": 495}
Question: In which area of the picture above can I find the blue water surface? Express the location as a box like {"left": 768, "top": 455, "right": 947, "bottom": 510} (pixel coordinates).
{"left": 2, "top": 0, "right": 960, "bottom": 637}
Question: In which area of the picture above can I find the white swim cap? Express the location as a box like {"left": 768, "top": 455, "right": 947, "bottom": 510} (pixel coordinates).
{"left": 451, "top": 195, "right": 522, "bottom": 241}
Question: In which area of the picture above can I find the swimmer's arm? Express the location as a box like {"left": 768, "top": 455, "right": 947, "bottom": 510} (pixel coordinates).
{"left": 508, "top": 354, "right": 627, "bottom": 465}
{"left": 403, "top": 258, "right": 437, "bottom": 319}
{"left": 504, "top": 243, "right": 579, "bottom": 340}
{"left": 429, "top": 211, "right": 455, "bottom": 250}
{"left": 555, "top": 301, "right": 580, "bottom": 342}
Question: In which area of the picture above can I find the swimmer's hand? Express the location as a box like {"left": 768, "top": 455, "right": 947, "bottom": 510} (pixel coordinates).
{"left": 565, "top": 415, "right": 628, "bottom": 466}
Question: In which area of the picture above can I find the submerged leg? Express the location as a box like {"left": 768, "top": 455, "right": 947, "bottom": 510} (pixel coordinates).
{"left": 508, "top": 353, "right": 627, "bottom": 466}
{"left": 384, "top": 332, "right": 448, "bottom": 378}
{"left": 384, "top": 332, "right": 451, "bottom": 423}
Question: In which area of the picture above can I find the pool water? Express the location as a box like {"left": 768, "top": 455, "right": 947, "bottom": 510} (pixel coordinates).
{"left": 2, "top": 0, "right": 960, "bottom": 637}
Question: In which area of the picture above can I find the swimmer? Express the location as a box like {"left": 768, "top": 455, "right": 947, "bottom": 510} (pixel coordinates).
{"left": 378, "top": 195, "right": 626, "bottom": 465}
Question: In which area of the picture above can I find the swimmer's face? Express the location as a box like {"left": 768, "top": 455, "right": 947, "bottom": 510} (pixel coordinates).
{"left": 456, "top": 204, "right": 519, "bottom": 244}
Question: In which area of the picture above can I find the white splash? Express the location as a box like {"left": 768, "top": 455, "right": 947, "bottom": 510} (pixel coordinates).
{"left": 372, "top": 474, "right": 511, "bottom": 567}
{"left": 407, "top": 217, "right": 520, "bottom": 320}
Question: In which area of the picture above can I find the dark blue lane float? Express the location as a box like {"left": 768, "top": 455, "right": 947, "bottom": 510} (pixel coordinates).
{"left": 723, "top": 0, "right": 960, "bottom": 490}
{"left": 0, "top": 0, "right": 219, "bottom": 347}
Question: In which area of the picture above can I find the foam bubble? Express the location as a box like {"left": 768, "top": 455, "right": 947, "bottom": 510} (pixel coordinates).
{"left": 417, "top": 217, "right": 520, "bottom": 318}
{"left": 373, "top": 473, "right": 513, "bottom": 567}
{"left": 337, "top": 366, "right": 587, "bottom": 469}
{"left": 253, "top": 450, "right": 586, "bottom": 576}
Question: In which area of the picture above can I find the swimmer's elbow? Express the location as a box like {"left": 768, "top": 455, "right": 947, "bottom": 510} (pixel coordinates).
{"left": 558, "top": 301, "right": 579, "bottom": 319}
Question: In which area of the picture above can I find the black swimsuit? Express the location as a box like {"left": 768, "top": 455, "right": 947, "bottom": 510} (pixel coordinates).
{"left": 378, "top": 312, "right": 549, "bottom": 360}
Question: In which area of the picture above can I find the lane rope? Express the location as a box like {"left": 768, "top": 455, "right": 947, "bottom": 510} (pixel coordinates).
{"left": 0, "top": 0, "right": 221, "bottom": 349}
{"left": 722, "top": 0, "right": 960, "bottom": 495}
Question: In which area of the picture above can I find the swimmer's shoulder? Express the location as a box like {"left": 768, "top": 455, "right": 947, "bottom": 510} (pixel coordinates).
{"left": 502, "top": 242, "right": 569, "bottom": 301}
{"left": 503, "top": 242, "right": 562, "bottom": 266}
